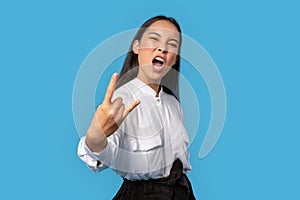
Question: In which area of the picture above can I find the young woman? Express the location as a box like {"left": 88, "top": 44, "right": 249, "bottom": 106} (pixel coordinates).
{"left": 78, "top": 15, "right": 196, "bottom": 199}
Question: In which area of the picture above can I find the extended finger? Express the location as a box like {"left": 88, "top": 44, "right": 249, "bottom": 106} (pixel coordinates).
{"left": 122, "top": 100, "right": 140, "bottom": 119}
{"left": 103, "top": 73, "right": 118, "bottom": 104}
{"left": 111, "top": 97, "right": 123, "bottom": 113}
{"left": 115, "top": 103, "right": 125, "bottom": 125}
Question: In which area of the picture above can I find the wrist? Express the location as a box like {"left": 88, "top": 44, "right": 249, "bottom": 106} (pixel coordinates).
{"left": 86, "top": 127, "right": 107, "bottom": 152}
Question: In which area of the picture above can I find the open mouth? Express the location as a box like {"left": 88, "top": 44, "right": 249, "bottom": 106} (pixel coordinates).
{"left": 152, "top": 56, "right": 164, "bottom": 67}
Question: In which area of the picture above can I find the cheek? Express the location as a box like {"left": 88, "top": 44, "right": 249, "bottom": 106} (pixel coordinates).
{"left": 137, "top": 51, "right": 151, "bottom": 65}
{"left": 168, "top": 54, "right": 178, "bottom": 65}
{"left": 140, "top": 39, "right": 157, "bottom": 49}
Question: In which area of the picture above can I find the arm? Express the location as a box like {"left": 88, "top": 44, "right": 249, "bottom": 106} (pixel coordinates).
{"left": 77, "top": 73, "right": 140, "bottom": 172}
{"left": 86, "top": 73, "right": 140, "bottom": 153}
{"left": 77, "top": 136, "right": 107, "bottom": 173}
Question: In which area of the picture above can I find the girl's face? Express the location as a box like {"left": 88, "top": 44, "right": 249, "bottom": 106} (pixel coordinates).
{"left": 133, "top": 20, "right": 180, "bottom": 84}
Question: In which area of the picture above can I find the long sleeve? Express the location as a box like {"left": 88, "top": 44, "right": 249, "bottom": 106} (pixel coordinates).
{"left": 77, "top": 136, "right": 108, "bottom": 173}
{"left": 77, "top": 90, "right": 126, "bottom": 173}
{"left": 77, "top": 127, "right": 123, "bottom": 173}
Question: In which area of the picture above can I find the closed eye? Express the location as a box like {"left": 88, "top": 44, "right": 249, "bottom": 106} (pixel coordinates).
{"left": 149, "top": 36, "right": 159, "bottom": 41}
{"left": 168, "top": 43, "right": 178, "bottom": 48}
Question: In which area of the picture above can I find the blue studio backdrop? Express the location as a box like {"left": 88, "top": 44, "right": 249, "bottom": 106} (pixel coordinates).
{"left": 0, "top": 0, "right": 299, "bottom": 199}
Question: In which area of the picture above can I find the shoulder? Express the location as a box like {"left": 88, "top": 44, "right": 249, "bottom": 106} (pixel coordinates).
{"left": 114, "top": 79, "right": 135, "bottom": 96}
{"left": 112, "top": 79, "right": 137, "bottom": 106}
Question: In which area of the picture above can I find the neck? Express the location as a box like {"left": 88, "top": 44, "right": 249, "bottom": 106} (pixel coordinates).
{"left": 136, "top": 75, "right": 161, "bottom": 97}
{"left": 148, "top": 83, "right": 161, "bottom": 97}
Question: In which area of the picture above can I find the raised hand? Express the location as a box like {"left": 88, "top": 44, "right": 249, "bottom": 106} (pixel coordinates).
{"left": 86, "top": 73, "right": 140, "bottom": 152}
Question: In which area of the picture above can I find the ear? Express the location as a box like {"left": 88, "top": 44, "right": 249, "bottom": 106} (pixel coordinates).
{"left": 175, "top": 55, "right": 179, "bottom": 63}
{"left": 132, "top": 40, "right": 140, "bottom": 54}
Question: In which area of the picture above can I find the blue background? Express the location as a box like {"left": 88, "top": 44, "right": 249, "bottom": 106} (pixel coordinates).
{"left": 1, "top": 0, "right": 299, "bottom": 199}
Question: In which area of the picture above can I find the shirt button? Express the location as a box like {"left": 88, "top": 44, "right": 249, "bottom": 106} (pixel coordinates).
{"left": 156, "top": 99, "right": 160, "bottom": 103}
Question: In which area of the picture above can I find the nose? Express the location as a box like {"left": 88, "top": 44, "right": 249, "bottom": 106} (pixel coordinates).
{"left": 157, "top": 42, "right": 168, "bottom": 54}
{"left": 158, "top": 47, "right": 168, "bottom": 54}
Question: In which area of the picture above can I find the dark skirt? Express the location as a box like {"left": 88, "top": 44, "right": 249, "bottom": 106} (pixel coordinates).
{"left": 112, "top": 159, "right": 196, "bottom": 200}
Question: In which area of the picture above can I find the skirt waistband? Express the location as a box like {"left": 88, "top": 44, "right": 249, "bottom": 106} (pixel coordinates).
{"left": 123, "top": 158, "right": 185, "bottom": 186}
{"left": 113, "top": 159, "right": 196, "bottom": 199}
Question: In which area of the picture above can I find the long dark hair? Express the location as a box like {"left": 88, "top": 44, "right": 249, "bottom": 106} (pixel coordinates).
{"left": 117, "top": 15, "right": 182, "bottom": 100}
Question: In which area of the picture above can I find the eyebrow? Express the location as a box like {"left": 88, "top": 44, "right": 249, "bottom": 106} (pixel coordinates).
{"left": 148, "top": 32, "right": 179, "bottom": 44}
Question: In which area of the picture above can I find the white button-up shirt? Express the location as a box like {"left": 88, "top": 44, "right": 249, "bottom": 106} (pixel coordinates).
{"left": 78, "top": 78, "right": 192, "bottom": 180}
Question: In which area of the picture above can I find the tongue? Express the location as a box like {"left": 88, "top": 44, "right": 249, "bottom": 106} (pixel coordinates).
{"left": 153, "top": 61, "right": 162, "bottom": 66}
{"left": 153, "top": 59, "right": 163, "bottom": 66}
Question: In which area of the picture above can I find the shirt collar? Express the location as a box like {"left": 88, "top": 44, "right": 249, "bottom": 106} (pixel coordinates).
{"left": 131, "top": 77, "right": 165, "bottom": 98}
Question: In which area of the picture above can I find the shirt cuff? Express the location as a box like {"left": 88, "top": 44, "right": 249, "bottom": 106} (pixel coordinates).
{"left": 77, "top": 136, "right": 108, "bottom": 173}
{"left": 90, "top": 138, "right": 112, "bottom": 165}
